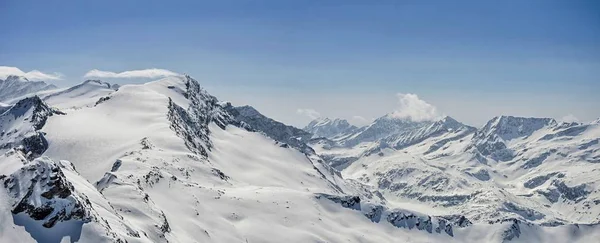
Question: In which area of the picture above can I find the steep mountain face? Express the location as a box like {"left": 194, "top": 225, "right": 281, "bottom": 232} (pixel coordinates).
{"left": 223, "top": 104, "right": 314, "bottom": 153}
{"left": 304, "top": 118, "right": 358, "bottom": 139}
{"left": 0, "top": 75, "right": 57, "bottom": 102}
{"left": 1, "top": 75, "right": 599, "bottom": 243}
{"left": 469, "top": 116, "right": 558, "bottom": 161}
{"left": 0, "top": 96, "right": 65, "bottom": 159}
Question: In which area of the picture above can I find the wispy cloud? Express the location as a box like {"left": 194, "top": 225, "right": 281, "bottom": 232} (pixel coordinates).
{"left": 297, "top": 108, "right": 321, "bottom": 120}
{"left": 351, "top": 115, "right": 372, "bottom": 126}
{"left": 84, "top": 68, "right": 180, "bottom": 79}
{"left": 560, "top": 114, "right": 579, "bottom": 123}
{"left": 0, "top": 66, "right": 63, "bottom": 81}
{"left": 390, "top": 93, "right": 441, "bottom": 122}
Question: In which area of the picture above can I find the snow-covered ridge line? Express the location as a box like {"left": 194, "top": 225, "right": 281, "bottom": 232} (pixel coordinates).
{"left": 304, "top": 117, "right": 358, "bottom": 140}
{"left": 0, "top": 74, "right": 598, "bottom": 242}
{"left": 223, "top": 104, "right": 315, "bottom": 154}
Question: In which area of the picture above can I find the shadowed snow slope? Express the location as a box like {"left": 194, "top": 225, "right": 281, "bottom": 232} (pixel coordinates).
{"left": 1, "top": 75, "right": 599, "bottom": 243}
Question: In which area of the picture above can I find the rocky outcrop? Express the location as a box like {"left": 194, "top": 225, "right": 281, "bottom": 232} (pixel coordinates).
{"left": 167, "top": 75, "right": 234, "bottom": 157}
{"left": 536, "top": 180, "right": 590, "bottom": 203}
{"left": 2, "top": 158, "right": 93, "bottom": 228}
{"left": 224, "top": 104, "right": 315, "bottom": 154}
{"left": 0, "top": 96, "right": 65, "bottom": 160}
{"left": 470, "top": 116, "right": 556, "bottom": 161}
{"left": 316, "top": 193, "right": 472, "bottom": 237}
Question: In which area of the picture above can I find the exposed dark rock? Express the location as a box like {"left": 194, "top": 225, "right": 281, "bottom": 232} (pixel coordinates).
{"left": 167, "top": 76, "right": 234, "bottom": 158}
{"left": 521, "top": 151, "right": 553, "bottom": 169}
{"left": 140, "top": 137, "right": 154, "bottom": 149}
{"left": 19, "top": 132, "right": 49, "bottom": 159}
{"left": 500, "top": 218, "right": 522, "bottom": 242}
{"left": 211, "top": 168, "right": 230, "bottom": 181}
{"left": 315, "top": 193, "right": 361, "bottom": 210}
{"left": 223, "top": 104, "right": 315, "bottom": 154}
{"left": 111, "top": 159, "right": 122, "bottom": 172}
{"left": 159, "top": 211, "right": 171, "bottom": 233}
{"left": 523, "top": 172, "right": 563, "bottom": 189}
{"left": 0, "top": 96, "right": 64, "bottom": 160}
{"left": 315, "top": 193, "right": 468, "bottom": 237}
{"left": 4, "top": 158, "right": 93, "bottom": 228}
{"left": 94, "top": 96, "right": 111, "bottom": 106}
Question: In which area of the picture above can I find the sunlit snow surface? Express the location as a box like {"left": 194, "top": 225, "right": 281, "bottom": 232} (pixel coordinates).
{"left": 0, "top": 75, "right": 598, "bottom": 242}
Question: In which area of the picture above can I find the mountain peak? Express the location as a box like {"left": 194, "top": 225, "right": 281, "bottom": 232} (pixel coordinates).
{"left": 304, "top": 117, "right": 357, "bottom": 139}
{"left": 235, "top": 105, "right": 261, "bottom": 117}
{"left": 5, "top": 75, "right": 29, "bottom": 82}
{"left": 438, "top": 115, "right": 459, "bottom": 125}
{"left": 479, "top": 115, "right": 557, "bottom": 142}
{"left": 0, "top": 75, "right": 57, "bottom": 102}
{"left": 430, "top": 115, "right": 473, "bottom": 132}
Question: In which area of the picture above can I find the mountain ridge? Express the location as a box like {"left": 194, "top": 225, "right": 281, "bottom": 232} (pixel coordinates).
{"left": 0, "top": 75, "right": 57, "bottom": 102}
{"left": 0, "top": 76, "right": 598, "bottom": 242}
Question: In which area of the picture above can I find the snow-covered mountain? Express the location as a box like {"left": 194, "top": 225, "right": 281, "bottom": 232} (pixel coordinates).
{"left": 304, "top": 118, "right": 358, "bottom": 139}
{"left": 0, "top": 75, "right": 57, "bottom": 102}
{"left": 309, "top": 114, "right": 476, "bottom": 169}
{"left": 0, "top": 75, "right": 599, "bottom": 243}
{"left": 311, "top": 113, "right": 600, "bottom": 232}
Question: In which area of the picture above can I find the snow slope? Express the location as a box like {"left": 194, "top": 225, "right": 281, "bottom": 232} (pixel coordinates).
{"left": 1, "top": 75, "right": 599, "bottom": 242}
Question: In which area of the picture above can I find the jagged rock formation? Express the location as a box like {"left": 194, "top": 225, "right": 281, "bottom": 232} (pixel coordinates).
{"left": 3, "top": 157, "right": 93, "bottom": 228}
{"left": 0, "top": 96, "right": 65, "bottom": 159}
{"left": 223, "top": 104, "right": 315, "bottom": 154}
{"left": 167, "top": 76, "right": 234, "bottom": 157}
{"left": 469, "top": 116, "right": 557, "bottom": 161}
{"left": 316, "top": 193, "right": 472, "bottom": 236}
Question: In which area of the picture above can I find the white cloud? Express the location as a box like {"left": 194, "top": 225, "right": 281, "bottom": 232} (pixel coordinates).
{"left": 297, "top": 108, "right": 321, "bottom": 120}
{"left": 351, "top": 115, "right": 371, "bottom": 126}
{"left": 0, "top": 66, "right": 63, "bottom": 81}
{"left": 390, "top": 93, "right": 441, "bottom": 122}
{"left": 84, "top": 68, "right": 180, "bottom": 79}
{"left": 560, "top": 114, "right": 579, "bottom": 123}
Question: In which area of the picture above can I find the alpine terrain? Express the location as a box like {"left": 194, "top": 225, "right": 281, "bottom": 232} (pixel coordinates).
{"left": 0, "top": 75, "right": 599, "bottom": 243}
{"left": 0, "top": 75, "right": 57, "bottom": 102}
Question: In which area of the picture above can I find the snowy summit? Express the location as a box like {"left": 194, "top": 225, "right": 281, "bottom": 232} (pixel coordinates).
{"left": 0, "top": 75, "right": 598, "bottom": 243}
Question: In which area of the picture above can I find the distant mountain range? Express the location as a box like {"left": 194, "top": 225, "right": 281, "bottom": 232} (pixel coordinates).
{"left": 304, "top": 111, "right": 600, "bottom": 229}
{"left": 0, "top": 75, "right": 57, "bottom": 102}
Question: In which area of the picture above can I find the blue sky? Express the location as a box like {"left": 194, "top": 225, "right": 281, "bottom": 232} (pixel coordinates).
{"left": 1, "top": 0, "right": 599, "bottom": 126}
